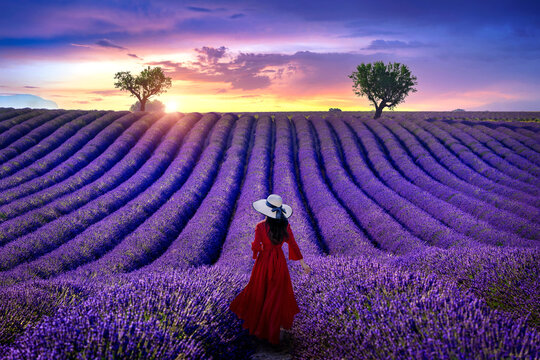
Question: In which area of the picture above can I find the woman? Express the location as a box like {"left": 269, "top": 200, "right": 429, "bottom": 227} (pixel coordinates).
{"left": 229, "top": 194, "right": 312, "bottom": 346}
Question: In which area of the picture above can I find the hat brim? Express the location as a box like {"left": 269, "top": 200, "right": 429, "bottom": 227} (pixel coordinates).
{"left": 252, "top": 199, "right": 293, "bottom": 219}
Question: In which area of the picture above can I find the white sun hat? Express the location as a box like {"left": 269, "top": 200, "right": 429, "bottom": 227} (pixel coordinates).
{"left": 252, "top": 194, "right": 293, "bottom": 220}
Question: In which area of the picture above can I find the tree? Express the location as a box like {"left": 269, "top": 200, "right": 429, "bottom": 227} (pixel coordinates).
{"left": 130, "top": 99, "right": 165, "bottom": 112}
{"left": 349, "top": 61, "right": 417, "bottom": 119}
{"left": 114, "top": 66, "right": 172, "bottom": 111}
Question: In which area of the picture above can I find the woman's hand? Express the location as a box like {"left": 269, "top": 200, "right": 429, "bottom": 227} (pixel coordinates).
{"left": 299, "top": 259, "right": 312, "bottom": 274}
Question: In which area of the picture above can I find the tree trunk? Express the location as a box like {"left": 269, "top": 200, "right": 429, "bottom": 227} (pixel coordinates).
{"left": 140, "top": 99, "right": 147, "bottom": 112}
{"left": 374, "top": 106, "right": 383, "bottom": 119}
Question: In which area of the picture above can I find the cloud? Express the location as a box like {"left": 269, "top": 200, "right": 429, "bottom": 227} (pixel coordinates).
{"left": 91, "top": 90, "right": 122, "bottom": 95}
{"left": 95, "top": 39, "right": 127, "bottom": 50}
{"left": 70, "top": 43, "right": 92, "bottom": 48}
{"left": 70, "top": 39, "right": 130, "bottom": 52}
{"left": 24, "top": 85, "right": 39, "bottom": 88}
{"left": 186, "top": 6, "right": 212, "bottom": 12}
{"left": 195, "top": 46, "right": 228, "bottom": 63}
{"left": 173, "top": 15, "right": 252, "bottom": 35}
{"left": 148, "top": 46, "right": 291, "bottom": 90}
{"left": 71, "top": 39, "right": 140, "bottom": 59}
{"left": 362, "top": 40, "right": 433, "bottom": 50}
{"left": 0, "top": 94, "right": 58, "bottom": 109}
{"left": 340, "top": 22, "right": 402, "bottom": 37}
{"left": 230, "top": 13, "right": 245, "bottom": 19}
{"left": 147, "top": 46, "right": 383, "bottom": 92}
{"left": 254, "top": 0, "right": 540, "bottom": 28}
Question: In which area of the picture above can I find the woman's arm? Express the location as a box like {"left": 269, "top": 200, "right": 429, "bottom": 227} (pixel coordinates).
{"left": 251, "top": 225, "right": 263, "bottom": 259}
{"left": 286, "top": 224, "right": 311, "bottom": 273}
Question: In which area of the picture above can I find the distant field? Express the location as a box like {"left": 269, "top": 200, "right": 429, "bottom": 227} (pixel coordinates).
{"left": 0, "top": 107, "right": 539, "bottom": 359}
{"left": 241, "top": 110, "right": 540, "bottom": 122}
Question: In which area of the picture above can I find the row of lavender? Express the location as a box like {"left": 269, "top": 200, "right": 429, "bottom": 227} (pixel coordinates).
{"left": 0, "top": 108, "right": 538, "bottom": 358}
{"left": 0, "top": 112, "right": 238, "bottom": 284}
{"left": 0, "top": 109, "right": 538, "bottom": 283}
{"left": 0, "top": 108, "right": 538, "bottom": 288}
{"left": 0, "top": 108, "right": 538, "bottom": 252}
{"left": 2, "top": 252, "right": 538, "bottom": 359}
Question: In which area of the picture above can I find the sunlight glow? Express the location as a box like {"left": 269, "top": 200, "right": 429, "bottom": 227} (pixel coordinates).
{"left": 165, "top": 100, "right": 178, "bottom": 113}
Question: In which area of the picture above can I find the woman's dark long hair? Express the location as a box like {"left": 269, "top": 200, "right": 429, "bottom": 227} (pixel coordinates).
{"left": 265, "top": 216, "right": 289, "bottom": 245}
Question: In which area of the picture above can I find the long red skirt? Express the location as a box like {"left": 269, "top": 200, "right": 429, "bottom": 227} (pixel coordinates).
{"left": 229, "top": 246, "right": 300, "bottom": 345}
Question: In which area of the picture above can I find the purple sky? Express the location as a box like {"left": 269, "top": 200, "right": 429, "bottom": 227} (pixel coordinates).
{"left": 1, "top": 0, "right": 539, "bottom": 111}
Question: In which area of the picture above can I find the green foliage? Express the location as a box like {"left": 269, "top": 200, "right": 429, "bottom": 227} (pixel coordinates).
{"left": 349, "top": 61, "right": 417, "bottom": 118}
{"left": 114, "top": 66, "right": 172, "bottom": 111}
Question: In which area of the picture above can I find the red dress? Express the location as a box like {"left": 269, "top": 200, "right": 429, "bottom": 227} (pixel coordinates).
{"left": 229, "top": 220, "right": 303, "bottom": 345}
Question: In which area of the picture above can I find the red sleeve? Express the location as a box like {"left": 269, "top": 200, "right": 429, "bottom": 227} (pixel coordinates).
{"left": 286, "top": 224, "right": 303, "bottom": 260}
{"left": 251, "top": 224, "right": 263, "bottom": 259}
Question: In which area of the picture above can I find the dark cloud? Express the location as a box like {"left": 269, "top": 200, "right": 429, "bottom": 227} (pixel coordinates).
{"left": 2, "top": 0, "right": 539, "bottom": 45}
{"left": 127, "top": 53, "right": 142, "bottom": 59}
{"left": 255, "top": 0, "right": 540, "bottom": 26}
{"left": 148, "top": 46, "right": 285, "bottom": 90}
{"left": 186, "top": 6, "right": 212, "bottom": 12}
{"left": 362, "top": 40, "right": 434, "bottom": 50}
{"left": 230, "top": 13, "right": 245, "bottom": 19}
{"left": 147, "top": 46, "right": 385, "bottom": 91}
{"left": 195, "top": 46, "right": 227, "bottom": 63}
{"left": 95, "top": 39, "right": 126, "bottom": 50}
{"left": 24, "top": 85, "right": 39, "bottom": 88}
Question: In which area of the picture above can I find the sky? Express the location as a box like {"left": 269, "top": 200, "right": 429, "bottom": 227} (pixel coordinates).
{"left": 1, "top": 0, "right": 539, "bottom": 112}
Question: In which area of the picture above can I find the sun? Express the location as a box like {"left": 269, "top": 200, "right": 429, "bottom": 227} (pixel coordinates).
{"left": 165, "top": 100, "right": 178, "bottom": 113}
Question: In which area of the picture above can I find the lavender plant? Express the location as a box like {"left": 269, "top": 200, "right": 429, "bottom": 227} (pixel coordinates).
{"left": 0, "top": 109, "right": 538, "bottom": 359}
{"left": 0, "top": 111, "right": 127, "bottom": 191}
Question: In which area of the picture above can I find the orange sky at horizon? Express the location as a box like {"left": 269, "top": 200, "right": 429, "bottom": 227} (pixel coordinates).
{"left": 4, "top": 52, "right": 528, "bottom": 113}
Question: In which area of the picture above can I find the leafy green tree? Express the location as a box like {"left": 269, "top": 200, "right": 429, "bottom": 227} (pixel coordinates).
{"left": 349, "top": 61, "right": 418, "bottom": 119}
{"left": 114, "top": 66, "right": 172, "bottom": 111}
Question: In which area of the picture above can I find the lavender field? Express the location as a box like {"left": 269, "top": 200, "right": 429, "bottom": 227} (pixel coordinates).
{"left": 0, "top": 107, "right": 539, "bottom": 359}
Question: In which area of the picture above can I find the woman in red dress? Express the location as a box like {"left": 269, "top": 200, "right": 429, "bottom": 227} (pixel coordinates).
{"left": 229, "top": 194, "right": 312, "bottom": 346}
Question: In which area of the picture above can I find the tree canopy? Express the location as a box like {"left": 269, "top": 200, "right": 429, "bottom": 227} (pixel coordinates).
{"left": 349, "top": 61, "right": 417, "bottom": 119}
{"left": 114, "top": 66, "right": 172, "bottom": 111}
